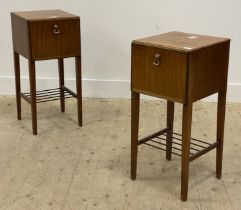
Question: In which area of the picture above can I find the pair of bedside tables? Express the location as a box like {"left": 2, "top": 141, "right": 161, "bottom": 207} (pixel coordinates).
{"left": 11, "top": 10, "right": 230, "bottom": 201}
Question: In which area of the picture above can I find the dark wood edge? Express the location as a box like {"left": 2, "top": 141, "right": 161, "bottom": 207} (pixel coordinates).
{"left": 27, "top": 16, "right": 80, "bottom": 23}
{"left": 10, "top": 11, "right": 80, "bottom": 22}
{"left": 131, "top": 39, "right": 231, "bottom": 53}
{"left": 131, "top": 88, "right": 184, "bottom": 104}
{"left": 185, "top": 53, "right": 190, "bottom": 104}
{"left": 30, "top": 54, "right": 81, "bottom": 61}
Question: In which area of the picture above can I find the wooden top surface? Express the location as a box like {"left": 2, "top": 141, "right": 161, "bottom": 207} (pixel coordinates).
{"left": 133, "top": 31, "right": 230, "bottom": 52}
{"left": 11, "top": 10, "right": 79, "bottom": 21}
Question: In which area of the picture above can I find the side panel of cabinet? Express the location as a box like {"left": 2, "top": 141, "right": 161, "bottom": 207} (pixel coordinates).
{"left": 188, "top": 42, "right": 230, "bottom": 102}
{"left": 11, "top": 14, "right": 30, "bottom": 59}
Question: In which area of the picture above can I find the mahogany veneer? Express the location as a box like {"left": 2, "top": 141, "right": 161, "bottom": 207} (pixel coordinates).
{"left": 11, "top": 10, "right": 82, "bottom": 134}
{"left": 130, "top": 31, "right": 230, "bottom": 201}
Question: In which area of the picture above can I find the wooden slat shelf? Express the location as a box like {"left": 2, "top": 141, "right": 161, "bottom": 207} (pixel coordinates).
{"left": 21, "top": 86, "right": 77, "bottom": 103}
{"left": 138, "top": 129, "right": 218, "bottom": 162}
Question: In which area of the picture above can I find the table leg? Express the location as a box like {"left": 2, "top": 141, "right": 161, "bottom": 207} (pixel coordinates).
{"left": 58, "top": 58, "right": 65, "bottom": 112}
{"left": 131, "top": 91, "right": 140, "bottom": 180}
{"left": 75, "top": 56, "right": 82, "bottom": 126}
{"left": 216, "top": 90, "right": 227, "bottom": 179}
{"left": 13, "top": 52, "right": 21, "bottom": 120}
{"left": 29, "top": 60, "right": 37, "bottom": 135}
{"left": 166, "top": 100, "right": 175, "bottom": 160}
{"left": 181, "top": 103, "right": 192, "bottom": 201}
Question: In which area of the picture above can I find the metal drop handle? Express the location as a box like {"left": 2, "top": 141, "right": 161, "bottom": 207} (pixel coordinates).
{"left": 53, "top": 24, "right": 60, "bottom": 34}
{"left": 153, "top": 53, "right": 160, "bottom": 66}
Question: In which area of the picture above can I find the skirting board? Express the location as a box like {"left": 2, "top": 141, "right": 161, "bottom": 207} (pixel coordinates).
{"left": 0, "top": 76, "right": 241, "bottom": 102}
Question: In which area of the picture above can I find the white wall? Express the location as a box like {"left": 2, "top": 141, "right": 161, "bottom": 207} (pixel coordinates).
{"left": 1, "top": 0, "right": 241, "bottom": 101}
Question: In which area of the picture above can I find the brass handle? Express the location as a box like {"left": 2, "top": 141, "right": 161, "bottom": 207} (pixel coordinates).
{"left": 53, "top": 24, "right": 60, "bottom": 34}
{"left": 153, "top": 53, "right": 160, "bottom": 66}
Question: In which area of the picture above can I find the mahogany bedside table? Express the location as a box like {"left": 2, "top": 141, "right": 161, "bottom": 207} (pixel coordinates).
{"left": 130, "top": 31, "right": 230, "bottom": 201}
{"left": 11, "top": 10, "right": 82, "bottom": 135}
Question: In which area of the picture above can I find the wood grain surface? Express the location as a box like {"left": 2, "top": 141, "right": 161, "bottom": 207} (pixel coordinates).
{"left": 133, "top": 31, "right": 230, "bottom": 52}
{"left": 29, "top": 18, "right": 80, "bottom": 60}
{"left": 11, "top": 10, "right": 79, "bottom": 22}
{"left": 131, "top": 43, "right": 187, "bottom": 103}
{"left": 11, "top": 10, "right": 81, "bottom": 60}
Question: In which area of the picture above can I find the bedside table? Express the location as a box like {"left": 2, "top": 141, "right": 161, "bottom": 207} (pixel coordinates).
{"left": 11, "top": 10, "right": 82, "bottom": 135}
{"left": 130, "top": 31, "right": 230, "bottom": 201}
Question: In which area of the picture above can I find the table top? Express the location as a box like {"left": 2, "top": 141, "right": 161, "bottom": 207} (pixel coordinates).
{"left": 11, "top": 9, "right": 79, "bottom": 22}
{"left": 133, "top": 31, "right": 230, "bottom": 52}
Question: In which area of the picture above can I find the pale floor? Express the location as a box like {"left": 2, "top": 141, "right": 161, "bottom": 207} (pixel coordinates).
{"left": 0, "top": 96, "right": 241, "bottom": 210}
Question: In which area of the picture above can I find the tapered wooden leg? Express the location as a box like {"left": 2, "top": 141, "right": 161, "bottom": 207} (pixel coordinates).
{"left": 166, "top": 100, "right": 175, "bottom": 160}
{"left": 13, "top": 52, "right": 21, "bottom": 120}
{"left": 29, "top": 60, "right": 37, "bottom": 135}
{"left": 131, "top": 91, "right": 140, "bottom": 180}
{"left": 216, "top": 90, "right": 227, "bottom": 179}
{"left": 58, "top": 58, "right": 65, "bottom": 112}
{"left": 181, "top": 103, "right": 192, "bottom": 201}
{"left": 75, "top": 56, "right": 82, "bottom": 126}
